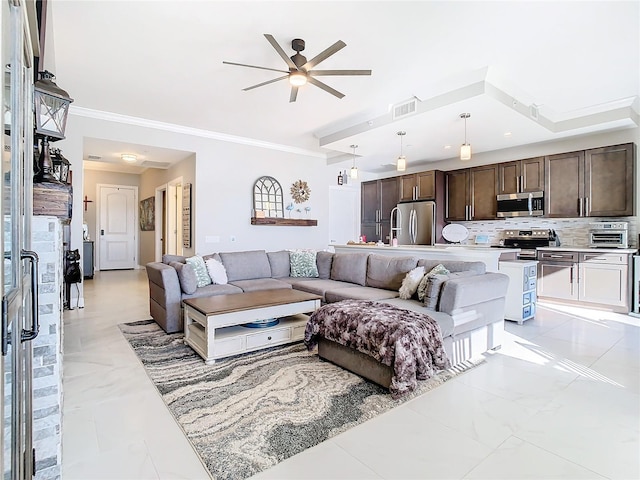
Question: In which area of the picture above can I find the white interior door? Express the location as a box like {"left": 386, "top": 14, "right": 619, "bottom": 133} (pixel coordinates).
{"left": 328, "top": 186, "right": 359, "bottom": 245}
{"left": 98, "top": 185, "right": 137, "bottom": 270}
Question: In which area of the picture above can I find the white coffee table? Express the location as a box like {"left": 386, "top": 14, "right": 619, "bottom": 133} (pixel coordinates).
{"left": 183, "top": 289, "right": 321, "bottom": 364}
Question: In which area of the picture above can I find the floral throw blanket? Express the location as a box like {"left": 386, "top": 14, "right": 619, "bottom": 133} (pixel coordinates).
{"left": 304, "top": 300, "right": 451, "bottom": 398}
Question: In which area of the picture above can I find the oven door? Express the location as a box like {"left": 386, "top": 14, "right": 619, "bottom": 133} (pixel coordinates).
{"left": 589, "top": 230, "right": 627, "bottom": 248}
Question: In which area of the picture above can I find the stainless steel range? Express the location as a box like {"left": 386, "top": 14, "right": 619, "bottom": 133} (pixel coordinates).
{"left": 500, "top": 229, "right": 559, "bottom": 259}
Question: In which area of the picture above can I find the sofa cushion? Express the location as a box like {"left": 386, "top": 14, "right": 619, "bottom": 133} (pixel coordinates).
{"left": 219, "top": 250, "right": 271, "bottom": 281}
{"left": 290, "top": 250, "right": 319, "bottom": 277}
{"left": 366, "top": 255, "right": 418, "bottom": 290}
{"left": 293, "top": 278, "right": 360, "bottom": 302}
{"left": 423, "top": 271, "right": 478, "bottom": 310}
{"left": 185, "top": 255, "right": 212, "bottom": 287}
{"left": 417, "top": 259, "right": 485, "bottom": 275}
{"left": 205, "top": 257, "right": 228, "bottom": 284}
{"left": 438, "top": 272, "right": 509, "bottom": 314}
{"left": 267, "top": 250, "right": 290, "bottom": 278}
{"left": 417, "top": 264, "right": 450, "bottom": 301}
{"left": 325, "top": 286, "right": 400, "bottom": 303}
{"left": 379, "top": 298, "right": 455, "bottom": 338}
{"left": 316, "top": 251, "right": 333, "bottom": 279}
{"left": 162, "top": 254, "right": 186, "bottom": 264}
{"left": 230, "top": 278, "right": 292, "bottom": 292}
{"left": 169, "top": 261, "right": 198, "bottom": 295}
{"left": 330, "top": 252, "right": 369, "bottom": 286}
{"left": 182, "top": 283, "right": 243, "bottom": 299}
{"left": 399, "top": 266, "right": 426, "bottom": 299}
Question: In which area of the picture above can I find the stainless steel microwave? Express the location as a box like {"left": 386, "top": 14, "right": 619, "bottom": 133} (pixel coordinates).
{"left": 496, "top": 191, "right": 544, "bottom": 218}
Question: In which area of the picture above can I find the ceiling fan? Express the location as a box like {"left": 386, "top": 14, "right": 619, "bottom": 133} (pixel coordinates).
{"left": 223, "top": 34, "right": 371, "bottom": 103}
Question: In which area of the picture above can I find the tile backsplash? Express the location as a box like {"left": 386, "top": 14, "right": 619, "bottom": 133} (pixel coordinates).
{"left": 455, "top": 217, "right": 639, "bottom": 248}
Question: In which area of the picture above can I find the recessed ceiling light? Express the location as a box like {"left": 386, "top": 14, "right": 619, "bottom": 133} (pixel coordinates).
{"left": 504, "top": 132, "right": 512, "bottom": 137}
{"left": 444, "top": 145, "right": 452, "bottom": 149}
{"left": 121, "top": 154, "right": 137, "bottom": 162}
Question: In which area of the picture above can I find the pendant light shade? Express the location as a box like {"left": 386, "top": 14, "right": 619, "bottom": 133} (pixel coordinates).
{"left": 350, "top": 144, "right": 358, "bottom": 179}
{"left": 460, "top": 113, "right": 471, "bottom": 161}
{"left": 396, "top": 131, "right": 407, "bottom": 171}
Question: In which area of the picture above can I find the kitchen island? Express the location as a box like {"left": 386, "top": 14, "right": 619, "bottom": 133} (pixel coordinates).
{"left": 332, "top": 243, "right": 520, "bottom": 272}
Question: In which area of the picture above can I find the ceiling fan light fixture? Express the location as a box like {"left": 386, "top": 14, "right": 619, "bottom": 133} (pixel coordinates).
{"left": 396, "top": 131, "right": 407, "bottom": 171}
{"left": 459, "top": 113, "right": 472, "bottom": 161}
{"left": 350, "top": 144, "right": 359, "bottom": 179}
{"left": 289, "top": 71, "right": 307, "bottom": 87}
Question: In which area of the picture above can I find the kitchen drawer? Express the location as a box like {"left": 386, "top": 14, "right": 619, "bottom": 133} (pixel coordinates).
{"left": 579, "top": 252, "right": 628, "bottom": 264}
{"left": 246, "top": 327, "right": 291, "bottom": 349}
{"left": 538, "top": 251, "right": 579, "bottom": 262}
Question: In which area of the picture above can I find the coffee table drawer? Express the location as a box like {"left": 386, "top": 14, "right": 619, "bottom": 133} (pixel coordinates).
{"left": 215, "top": 336, "right": 245, "bottom": 357}
{"left": 246, "top": 327, "right": 290, "bottom": 349}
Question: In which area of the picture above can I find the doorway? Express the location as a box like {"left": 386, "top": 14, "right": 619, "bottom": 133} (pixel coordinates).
{"left": 155, "top": 177, "right": 183, "bottom": 261}
{"left": 97, "top": 184, "right": 138, "bottom": 270}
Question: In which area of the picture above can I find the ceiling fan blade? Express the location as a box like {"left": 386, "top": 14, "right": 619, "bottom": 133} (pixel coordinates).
{"left": 223, "top": 61, "right": 289, "bottom": 74}
{"left": 289, "top": 86, "right": 298, "bottom": 103}
{"left": 307, "top": 77, "right": 344, "bottom": 99}
{"left": 264, "top": 34, "right": 298, "bottom": 70}
{"left": 242, "top": 75, "right": 289, "bottom": 91}
{"left": 302, "top": 40, "right": 346, "bottom": 71}
{"left": 309, "top": 69, "right": 372, "bottom": 76}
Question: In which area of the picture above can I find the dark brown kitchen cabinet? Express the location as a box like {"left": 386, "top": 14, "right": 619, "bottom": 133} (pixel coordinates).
{"left": 360, "top": 177, "right": 399, "bottom": 242}
{"left": 445, "top": 165, "right": 498, "bottom": 221}
{"left": 399, "top": 171, "right": 439, "bottom": 201}
{"left": 545, "top": 143, "right": 634, "bottom": 217}
{"left": 498, "top": 157, "right": 545, "bottom": 194}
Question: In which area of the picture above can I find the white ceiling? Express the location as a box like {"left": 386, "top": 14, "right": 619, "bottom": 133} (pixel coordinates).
{"left": 48, "top": 1, "right": 640, "bottom": 174}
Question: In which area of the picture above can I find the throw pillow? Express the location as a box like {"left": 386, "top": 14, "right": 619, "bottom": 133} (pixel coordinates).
{"left": 205, "top": 257, "right": 228, "bottom": 285}
{"left": 398, "top": 266, "right": 426, "bottom": 299}
{"left": 289, "top": 250, "right": 319, "bottom": 278}
{"left": 422, "top": 273, "right": 449, "bottom": 310}
{"left": 416, "top": 263, "right": 450, "bottom": 301}
{"left": 185, "top": 255, "right": 212, "bottom": 287}
{"left": 170, "top": 261, "right": 198, "bottom": 295}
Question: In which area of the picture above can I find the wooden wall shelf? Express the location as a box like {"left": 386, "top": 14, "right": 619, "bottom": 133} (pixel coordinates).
{"left": 251, "top": 217, "right": 317, "bottom": 226}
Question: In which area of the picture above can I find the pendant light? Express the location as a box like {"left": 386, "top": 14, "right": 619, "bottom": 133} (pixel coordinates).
{"left": 460, "top": 113, "right": 471, "bottom": 161}
{"left": 350, "top": 144, "right": 359, "bottom": 179}
{"left": 396, "top": 131, "right": 406, "bottom": 171}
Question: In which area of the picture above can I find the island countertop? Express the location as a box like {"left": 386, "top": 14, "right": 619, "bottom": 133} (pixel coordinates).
{"left": 331, "top": 244, "right": 521, "bottom": 272}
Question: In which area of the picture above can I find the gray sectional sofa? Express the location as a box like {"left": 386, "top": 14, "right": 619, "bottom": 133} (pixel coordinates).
{"left": 146, "top": 249, "right": 510, "bottom": 364}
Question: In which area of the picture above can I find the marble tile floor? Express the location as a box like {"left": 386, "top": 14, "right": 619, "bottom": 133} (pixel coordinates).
{"left": 62, "top": 269, "right": 640, "bottom": 479}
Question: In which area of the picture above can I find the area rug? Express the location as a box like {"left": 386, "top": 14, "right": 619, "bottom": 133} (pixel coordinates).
{"left": 119, "top": 320, "right": 484, "bottom": 480}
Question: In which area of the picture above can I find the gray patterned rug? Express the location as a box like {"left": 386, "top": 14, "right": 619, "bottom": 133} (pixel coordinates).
{"left": 119, "top": 319, "right": 484, "bottom": 480}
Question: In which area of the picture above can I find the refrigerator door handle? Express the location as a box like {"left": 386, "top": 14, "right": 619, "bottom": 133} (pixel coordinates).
{"left": 411, "top": 209, "right": 417, "bottom": 243}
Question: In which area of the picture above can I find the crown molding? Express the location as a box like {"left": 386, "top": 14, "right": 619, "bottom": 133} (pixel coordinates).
{"left": 69, "top": 106, "right": 327, "bottom": 159}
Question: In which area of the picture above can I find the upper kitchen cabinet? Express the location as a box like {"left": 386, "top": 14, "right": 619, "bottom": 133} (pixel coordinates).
{"left": 545, "top": 143, "right": 634, "bottom": 217}
{"left": 498, "top": 157, "right": 545, "bottom": 194}
{"left": 445, "top": 165, "right": 498, "bottom": 221}
{"left": 360, "top": 177, "right": 400, "bottom": 242}
{"left": 585, "top": 143, "right": 634, "bottom": 217}
{"left": 399, "top": 171, "right": 442, "bottom": 201}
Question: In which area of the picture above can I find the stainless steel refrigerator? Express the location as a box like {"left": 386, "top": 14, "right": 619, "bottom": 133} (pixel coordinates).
{"left": 391, "top": 200, "right": 436, "bottom": 245}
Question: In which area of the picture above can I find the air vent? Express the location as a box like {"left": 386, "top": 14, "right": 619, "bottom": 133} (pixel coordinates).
{"left": 87, "top": 154, "right": 101, "bottom": 160}
{"left": 141, "top": 160, "right": 170, "bottom": 169}
{"left": 392, "top": 98, "right": 418, "bottom": 120}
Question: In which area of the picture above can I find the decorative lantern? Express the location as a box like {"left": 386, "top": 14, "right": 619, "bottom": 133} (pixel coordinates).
{"left": 34, "top": 70, "right": 73, "bottom": 140}
{"left": 34, "top": 137, "right": 58, "bottom": 183}
{"left": 51, "top": 148, "right": 71, "bottom": 184}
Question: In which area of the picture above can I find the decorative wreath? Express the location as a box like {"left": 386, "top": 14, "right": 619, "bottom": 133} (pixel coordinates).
{"left": 290, "top": 180, "right": 311, "bottom": 204}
